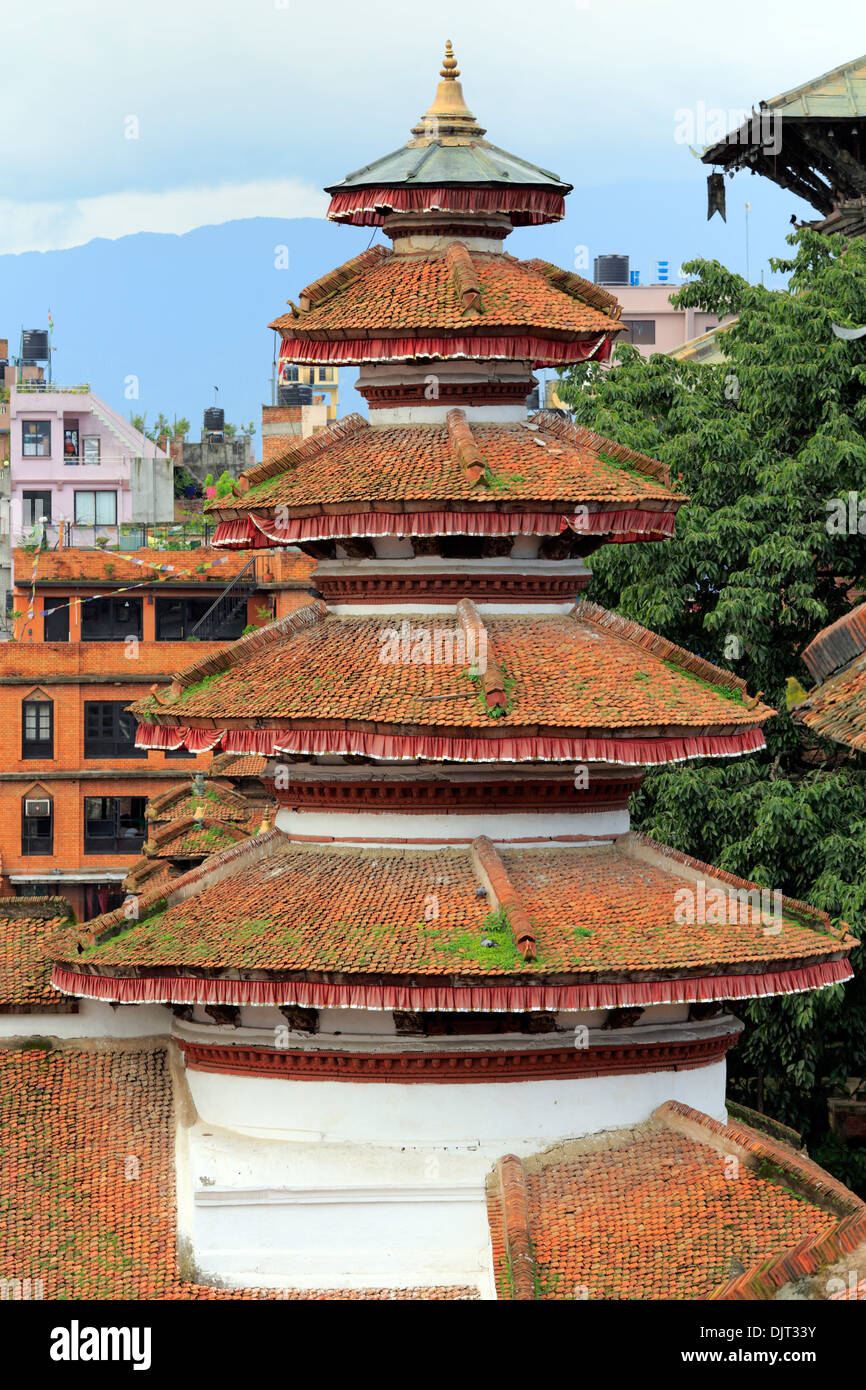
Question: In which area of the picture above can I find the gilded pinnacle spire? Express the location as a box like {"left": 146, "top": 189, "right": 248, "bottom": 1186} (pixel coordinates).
{"left": 409, "top": 39, "right": 486, "bottom": 142}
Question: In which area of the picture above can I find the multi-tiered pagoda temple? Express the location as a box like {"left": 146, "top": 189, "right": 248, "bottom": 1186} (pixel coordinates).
{"left": 51, "top": 45, "right": 863, "bottom": 1298}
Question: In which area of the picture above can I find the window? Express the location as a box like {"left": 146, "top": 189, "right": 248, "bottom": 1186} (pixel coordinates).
{"left": 84, "top": 796, "right": 147, "bottom": 854}
{"left": 44, "top": 601, "right": 69, "bottom": 642}
{"left": 282, "top": 365, "right": 299, "bottom": 382}
{"left": 14, "top": 882, "right": 54, "bottom": 898}
{"left": 318, "top": 367, "right": 333, "bottom": 382}
{"left": 22, "top": 421, "right": 51, "bottom": 457}
{"left": 22, "top": 491, "right": 52, "bottom": 526}
{"left": 622, "top": 319, "right": 656, "bottom": 345}
{"left": 22, "top": 791, "right": 53, "bottom": 855}
{"left": 155, "top": 595, "right": 246, "bottom": 642}
{"left": 164, "top": 747, "right": 194, "bottom": 759}
{"left": 81, "top": 596, "right": 142, "bottom": 641}
{"left": 84, "top": 701, "right": 144, "bottom": 758}
{"left": 63, "top": 422, "right": 80, "bottom": 462}
{"left": 22, "top": 696, "right": 53, "bottom": 759}
{"left": 74, "top": 490, "right": 117, "bottom": 526}
{"left": 81, "top": 436, "right": 100, "bottom": 465}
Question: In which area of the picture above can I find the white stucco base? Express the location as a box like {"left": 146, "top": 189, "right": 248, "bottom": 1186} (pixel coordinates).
{"left": 185, "top": 1128, "right": 495, "bottom": 1294}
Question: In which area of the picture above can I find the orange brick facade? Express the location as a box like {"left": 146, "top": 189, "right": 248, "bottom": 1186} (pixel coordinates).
{"left": 2, "top": 548, "right": 315, "bottom": 918}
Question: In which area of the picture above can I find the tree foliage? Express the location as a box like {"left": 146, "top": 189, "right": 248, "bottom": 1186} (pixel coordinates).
{"left": 558, "top": 229, "right": 866, "bottom": 1184}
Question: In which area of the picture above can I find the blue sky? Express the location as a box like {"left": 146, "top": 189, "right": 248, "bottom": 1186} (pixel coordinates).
{"left": 2, "top": 0, "right": 863, "bottom": 444}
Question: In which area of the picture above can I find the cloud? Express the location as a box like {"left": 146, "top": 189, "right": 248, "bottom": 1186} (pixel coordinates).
{"left": 0, "top": 179, "right": 329, "bottom": 255}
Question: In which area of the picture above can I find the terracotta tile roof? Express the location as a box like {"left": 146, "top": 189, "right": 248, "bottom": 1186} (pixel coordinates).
{"left": 63, "top": 833, "right": 852, "bottom": 993}
{"left": 210, "top": 414, "right": 681, "bottom": 519}
{"left": 0, "top": 1047, "right": 477, "bottom": 1300}
{"left": 0, "top": 914, "right": 76, "bottom": 1013}
{"left": 14, "top": 548, "right": 255, "bottom": 588}
{"left": 269, "top": 246, "right": 623, "bottom": 340}
{"left": 487, "top": 1104, "right": 857, "bottom": 1300}
{"left": 133, "top": 602, "right": 774, "bottom": 738}
{"left": 146, "top": 780, "right": 261, "bottom": 824}
{"left": 802, "top": 603, "right": 866, "bottom": 684}
{"left": 793, "top": 605, "right": 866, "bottom": 751}
{"left": 209, "top": 752, "right": 269, "bottom": 777}
{"left": 142, "top": 817, "right": 256, "bottom": 860}
{"left": 797, "top": 649, "right": 866, "bottom": 752}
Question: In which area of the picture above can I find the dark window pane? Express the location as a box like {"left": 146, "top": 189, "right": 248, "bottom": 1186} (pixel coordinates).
{"left": 44, "top": 602, "right": 70, "bottom": 642}
{"left": 622, "top": 319, "right": 656, "bottom": 345}
{"left": 81, "top": 597, "right": 143, "bottom": 641}
{"left": 83, "top": 795, "right": 146, "bottom": 853}
{"left": 22, "top": 491, "right": 52, "bottom": 526}
{"left": 83, "top": 701, "right": 144, "bottom": 758}
{"left": 22, "top": 700, "right": 53, "bottom": 759}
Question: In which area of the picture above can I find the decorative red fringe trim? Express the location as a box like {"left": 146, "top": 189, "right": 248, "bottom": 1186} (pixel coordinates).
{"left": 211, "top": 508, "right": 676, "bottom": 549}
{"left": 326, "top": 186, "right": 567, "bottom": 227}
{"left": 278, "top": 333, "right": 614, "bottom": 368}
{"left": 51, "top": 958, "right": 852, "bottom": 1010}
{"left": 135, "top": 723, "right": 768, "bottom": 765}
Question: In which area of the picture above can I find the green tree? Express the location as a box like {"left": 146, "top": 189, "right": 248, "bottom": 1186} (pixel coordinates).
{"left": 215, "top": 470, "right": 234, "bottom": 498}
{"left": 129, "top": 413, "right": 190, "bottom": 443}
{"left": 557, "top": 228, "right": 866, "bottom": 1184}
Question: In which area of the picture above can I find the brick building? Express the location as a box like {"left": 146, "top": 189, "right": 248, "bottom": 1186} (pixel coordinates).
{"left": 1, "top": 546, "right": 314, "bottom": 918}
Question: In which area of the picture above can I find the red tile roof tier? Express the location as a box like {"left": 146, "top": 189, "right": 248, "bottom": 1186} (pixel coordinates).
{"left": 130, "top": 599, "right": 775, "bottom": 765}
{"left": 53, "top": 831, "right": 855, "bottom": 1009}
{"left": 488, "top": 1101, "right": 866, "bottom": 1300}
{"left": 205, "top": 411, "right": 681, "bottom": 538}
{"left": 269, "top": 245, "right": 623, "bottom": 366}
{"left": 0, "top": 1046, "right": 477, "bottom": 1300}
{"left": 0, "top": 911, "right": 77, "bottom": 1013}
{"left": 796, "top": 604, "right": 866, "bottom": 752}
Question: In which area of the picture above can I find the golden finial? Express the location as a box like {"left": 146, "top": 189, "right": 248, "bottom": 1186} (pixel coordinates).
{"left": 441, "top": 41, "right": 459, "bottom": 80}
{"left": 411, "top": 38, "right": 485, "bottom": 142}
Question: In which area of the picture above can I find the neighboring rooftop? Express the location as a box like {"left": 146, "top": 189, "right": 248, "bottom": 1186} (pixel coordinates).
{"left": 13, "top": 547, "right": 314, "bottom": 589}
{"left": 0, "top": 1047, "right": 478, "bottom": 1300}
{"left": 701, "top": 53, "right": 866, "bottom": 234}
{"left": 487, "top": 1101, "right": 866, "bottom": 1299}
{"left": 0, "top": 903, "right": 76, "bottom": 1013}
{"left": 796, "top": 603, "right": 866, "bottom": 751}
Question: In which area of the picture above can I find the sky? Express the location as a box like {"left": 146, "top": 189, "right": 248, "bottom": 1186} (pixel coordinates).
{"left": 2, "top": 0, "right": 864, "bottom": 441}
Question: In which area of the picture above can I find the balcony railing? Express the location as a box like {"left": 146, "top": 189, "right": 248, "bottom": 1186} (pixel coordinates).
{"left": 14, "top": 382, "right": 90, "bottom": 394}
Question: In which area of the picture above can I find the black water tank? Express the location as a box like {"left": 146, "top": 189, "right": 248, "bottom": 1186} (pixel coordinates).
{"left": 278, "top": 383, "right": 314, "bottom": 407}
{"left": 21, "top": 329, "right": 49, "bottom": 362}
{"left": 593, "top": 254, "right": 629, "bottom": 286}
{"left": 525, "top": 387, "right": 540, "bottom": 410}
{"left": 204, "top": 406, "right": 224, "bottom": 432}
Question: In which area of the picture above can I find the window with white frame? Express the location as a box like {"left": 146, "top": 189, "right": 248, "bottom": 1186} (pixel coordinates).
{"left": 74, "top": 490, "right": 117, "bottom": 525}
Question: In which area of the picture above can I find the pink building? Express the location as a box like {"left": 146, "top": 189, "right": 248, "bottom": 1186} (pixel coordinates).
{"left": 611, "top": 283, "right": 726, "bottom": 358}
{"left": 9, "top": 384, "right": 173, "bottom": 546}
